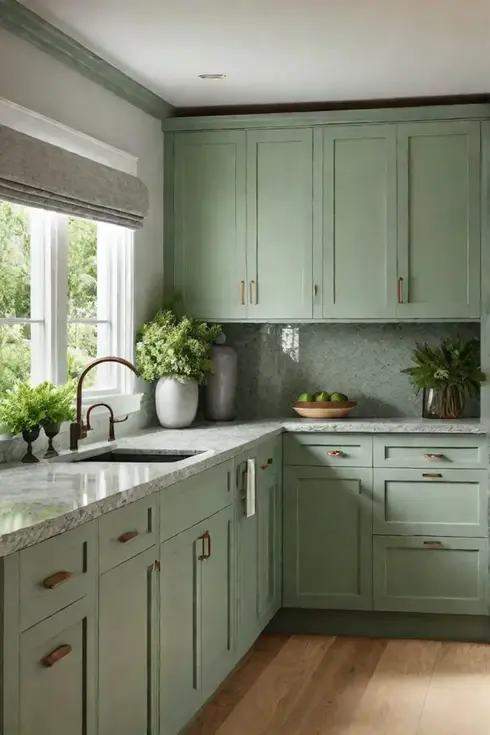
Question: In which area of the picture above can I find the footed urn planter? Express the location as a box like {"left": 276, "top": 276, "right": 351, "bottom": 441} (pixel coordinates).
{"left": 155, "top": 377, "right": 198, "bottom": 429}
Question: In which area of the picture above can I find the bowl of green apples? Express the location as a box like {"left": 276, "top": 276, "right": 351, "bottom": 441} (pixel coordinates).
{"left": 292, "top": 391, "right": 357, "bottom": 419}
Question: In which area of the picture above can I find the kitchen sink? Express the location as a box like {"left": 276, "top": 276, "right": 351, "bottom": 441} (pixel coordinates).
{"left": 75, "top": 449, "right": 202, "bottom": 464}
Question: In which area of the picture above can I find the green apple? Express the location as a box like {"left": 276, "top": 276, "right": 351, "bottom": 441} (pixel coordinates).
{"left": 297, "top": 392, "right": 314, "bottom": 402}
{"left": 330, "top": 392, "right": 348, "bottom": 402}
{"left": 314, "top": 391, "right": 330, "bottom": 402}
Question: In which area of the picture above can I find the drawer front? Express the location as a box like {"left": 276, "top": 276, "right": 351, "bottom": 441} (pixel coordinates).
{"left": 160, "top": 460, "right": 233, "bottom": 542}
{"left": 283, "top": 434, "right": 372, "bottom": 467}
{"left": 373, "top": 535, "right": 488, "bottom": 615}
{"left": 374, "top": 435, "right": 487, "bottom": 469}
{"left": 98, "top": 496, "right": 157, "bottom": 574}
{"left": 373, "top": 469, "right": 488, "bottom": 537}
{"left": 20, "top": 523, "right": 96, "bottom": 632}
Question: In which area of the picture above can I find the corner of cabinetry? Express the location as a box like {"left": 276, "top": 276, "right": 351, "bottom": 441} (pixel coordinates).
{"left": 0, "top": 552, "right": 20, "bottom": 734}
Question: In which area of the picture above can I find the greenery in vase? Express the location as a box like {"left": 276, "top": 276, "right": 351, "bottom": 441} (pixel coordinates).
{"left": 135, "top": 309, "right": 222, "bottom": 384}
{"left": 0, "top": 381, "right": 76, "bottom": 435}
{"left": 36, "top": 381, "right": 76, "bottom": 425}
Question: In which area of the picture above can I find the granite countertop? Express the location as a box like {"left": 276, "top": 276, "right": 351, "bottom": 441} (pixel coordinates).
{"left": 0, "top": 417, "right": 486, "bottom": 556}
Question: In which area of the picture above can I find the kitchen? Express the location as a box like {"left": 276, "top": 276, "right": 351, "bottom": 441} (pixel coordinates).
{"left": 1, "top": 1, "right": 490, "bottom": 734}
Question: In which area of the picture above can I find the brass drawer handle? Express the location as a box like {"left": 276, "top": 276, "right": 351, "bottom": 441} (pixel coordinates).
{"left": 328, "top": 450, "right": 344, "bottom": 457}
{"left": 424, "top": 453, "right": 445, "bottom": 460}
{"left": 41, "top": 644, "right": 72, "bottom": 667}
{"left": 42, "top": 570, "right": 73, "bottom": 590}
{"left": 249, "top": 280, "right": 255, "bottom": 304}
{"left": 423, "top": 540, "right": 444, "bottom": 548}
{"left": 397, "top": 277, "right": 404, "bottom": 304}
{"left": 118, "top": 530, "right": 139, "bottom": 544}
{"left": 198, "top": 531, "right": 211, "bottom": 560}
{"left": 422, "top": 473, "right": 443, "bottom": 478}
{"left": 240, "top": 280, "right": 245, "bottom": 306}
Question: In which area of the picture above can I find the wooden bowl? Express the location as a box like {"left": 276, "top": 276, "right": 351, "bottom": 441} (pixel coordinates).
{"left": 292, "top": 401, "right": 357, "bottom": 419}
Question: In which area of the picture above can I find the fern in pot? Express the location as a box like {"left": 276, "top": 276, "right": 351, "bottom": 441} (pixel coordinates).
{"left": 136, "top": 310, "right": 221, "bottom": 428}
{"left": 402, "top": 338, "right": 485, "bottom": 419}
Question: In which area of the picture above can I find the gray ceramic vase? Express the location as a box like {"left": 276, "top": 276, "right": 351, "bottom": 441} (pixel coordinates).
{"left": 155, "top": 377, "right": 198, "bottom": 429}
{"left": 205, "top": 343, "right": 238, "bottom": 421}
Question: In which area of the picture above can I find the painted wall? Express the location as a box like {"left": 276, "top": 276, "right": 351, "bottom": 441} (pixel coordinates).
{"left": 224, "top": 322, "right": 481, "bottom": 419}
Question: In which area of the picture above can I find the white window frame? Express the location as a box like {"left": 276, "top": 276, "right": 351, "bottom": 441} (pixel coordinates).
{"left": 0, "top": 98, "right": 141, "bottom": 410}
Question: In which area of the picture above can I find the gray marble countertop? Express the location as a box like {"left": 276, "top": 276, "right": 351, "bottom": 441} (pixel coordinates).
{"left": 0, "top": 417, "right": 486, "bottom": 556}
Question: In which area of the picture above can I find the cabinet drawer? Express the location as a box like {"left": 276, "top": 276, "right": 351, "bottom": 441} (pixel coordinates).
{"left": 160, "top": 460, "right": 233, "bottom": 542}
{"left": 373, "top": 469, "right": 488, "bottom": 537}
{"left": 373, "top": 535, "right": 488, "bottom": 615}
{"left": 19, "top": 523, "right": 96, "bottom": 632}
{"left": 374, "top": 435, "right": 487, "bottom": 469}
{"left": 98, "top": 496, "right": 157, "bottom": 574}
{"left": 283, "top": 434, "right": 372, "bottom": 467}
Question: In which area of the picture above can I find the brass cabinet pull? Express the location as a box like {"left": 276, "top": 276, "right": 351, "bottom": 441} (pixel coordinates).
{"left": 118, "top": 530, "right": 139, "bottom": 544}
{"left": 422, "top": 473, "right": 443, "bottom": 478}
{"left": 42, "top": 570, "right": 73, "bottom": 590}
{"left": 198, "top": 531, "right": 209, "bottom": 561}
{"left": 424, "top": 453, "right": 445, "bottom": 460}
{"left": 314, "top": 284, "right": 319, "bottom": 298}
{"left": 249, "top": 280, "right": 255, "bottom": 304}
{"left": 328, "top": 450, "right": 344, "bottom": 457}
{"left": 240, "top": 280, "right": 245, "bottom": 306}
{"left": 397, "top": 277, "right": 404, "bottom": 304}
{"left": 423, "top": 540, "right": 444, "bottom": 548}
{"left": 205, "top": 531, "right": 211, "bottom": 559}
{"left": 41, "top": 644, "right": 72, "bottom": 667}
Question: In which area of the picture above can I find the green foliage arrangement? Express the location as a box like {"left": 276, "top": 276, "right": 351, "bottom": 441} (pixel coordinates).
{"left": 136, "top": 310, "right": 222, "bottom": 384}
{"left": 402, "top": 338, "right": 486, "bottom": 397}
{"left": 0, "top": 381, "right": 76, "bottom": 435}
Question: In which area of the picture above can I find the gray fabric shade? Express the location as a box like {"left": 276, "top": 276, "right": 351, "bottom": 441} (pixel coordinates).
{"left": 0, "top": 125, "right": 149, "bottom": 229}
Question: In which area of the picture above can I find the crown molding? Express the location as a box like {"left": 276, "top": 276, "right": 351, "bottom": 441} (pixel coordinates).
{"left": 0, "top": 0, "right": 174, "bottom": 121}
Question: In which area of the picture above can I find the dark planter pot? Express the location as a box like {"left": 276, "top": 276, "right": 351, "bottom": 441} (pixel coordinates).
{"left": 21, "top": 426, "right": 41, "bottom": 464}
{"left": 43, "top": 423, "right": 61, "bottom": 459}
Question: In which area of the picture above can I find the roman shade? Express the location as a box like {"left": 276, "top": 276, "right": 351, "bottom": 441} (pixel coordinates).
{"left": 0, "top": 124, "right": 149, "bottom": 229}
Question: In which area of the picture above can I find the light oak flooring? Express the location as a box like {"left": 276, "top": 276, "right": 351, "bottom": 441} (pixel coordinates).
{"left": 186, "top": 634, "right": 490, "bottom": 735}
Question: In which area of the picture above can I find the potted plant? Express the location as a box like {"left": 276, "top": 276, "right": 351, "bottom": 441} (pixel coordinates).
{"left": 0, "top": 382, "right": 47, "bottom": 462}
{"left": 402, "top": 338, "right": 486, "bottom": 419}
{"left": 36, "top": 381, "right": 76, "bottom": 457}
{"left": 136, "top": 309, "right": 221, "bottom": 428}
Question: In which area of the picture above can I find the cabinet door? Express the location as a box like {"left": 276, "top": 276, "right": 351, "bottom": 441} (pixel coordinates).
{"left": 246, "top": 128, "right": 313, "bottom": 319}
{"left": 373, "top": 536, "right": 488, "bottom": 615}
{"left": 99, "top": 548, "right": 157, "bottom": 735}
{"left": 19, "top": 598, "right": 95, "bottom": 735}
{"left": 397, "top": 121, "right": 481, "bottom": 319}
{"left": 256, "top": 445, "right": 282, "bottom": 630}
{"left": 174, "top": 131, "right": 247, "bottom": 320}
{"left": 160, "top": 523, "right": 203, "bottom": 735}
{"left": 201, "top": 504, "right": 235, "bottom": 700}
{"left": 283, "top": 466, "right": 373, "bottom": 610}
{"left": 319, "top": 125, "right": 397, "bottom": 318}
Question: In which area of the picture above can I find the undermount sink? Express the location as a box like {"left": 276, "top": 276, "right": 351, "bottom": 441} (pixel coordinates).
{"left": 75, "top": 449, "right": 202, "bottom": 464}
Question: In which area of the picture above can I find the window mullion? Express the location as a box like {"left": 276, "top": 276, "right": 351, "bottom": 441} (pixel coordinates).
{"left": 29, "top": 209, "right": 47, "bottom": 385}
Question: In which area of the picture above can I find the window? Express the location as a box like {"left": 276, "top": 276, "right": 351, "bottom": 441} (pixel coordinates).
{"left": 0, "top": 201, "right": 135, "bottom": 397}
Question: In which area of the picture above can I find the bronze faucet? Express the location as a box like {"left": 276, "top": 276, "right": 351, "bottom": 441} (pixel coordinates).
{"left": 69, "top": 356, "right": 139, "bottom": 451}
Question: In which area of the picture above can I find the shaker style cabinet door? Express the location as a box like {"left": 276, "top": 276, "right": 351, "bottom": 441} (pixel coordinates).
{"left": 174, "top": 131, "right": 247, "bottom": 320}
{"left": 318, "top": 125, "right": 398, "bottom": 319}
{"left": 396, "top": 121, "right": 481, "bottom": 319}
{"left": 246, "top": 128, "right": 314, "bottom": 319}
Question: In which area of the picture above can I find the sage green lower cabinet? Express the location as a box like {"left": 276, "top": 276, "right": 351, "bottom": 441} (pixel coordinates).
{"left": 19, "top": 597, "right": 96, "bottom": 735}
{"left": 98, "top": 547, "right": 157, "bottom": 735}
{"left": 373, "top": 536, "right": 489, "bottom": 615}
{"left": 283, "top": 466, "right": 373, "bottom": 610}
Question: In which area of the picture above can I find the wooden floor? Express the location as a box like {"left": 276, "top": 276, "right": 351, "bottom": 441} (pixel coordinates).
{"left": 186, "top": 634, "right": 490, "bottom": 735}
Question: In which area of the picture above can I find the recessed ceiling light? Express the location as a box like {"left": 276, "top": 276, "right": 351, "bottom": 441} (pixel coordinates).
{"left": 198, "top": 73, "right": 227, "bottom": 80}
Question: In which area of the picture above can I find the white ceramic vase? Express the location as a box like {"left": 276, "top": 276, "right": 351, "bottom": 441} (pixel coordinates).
{"left": 155, "top": 377, "right": 199, "bottom": 429}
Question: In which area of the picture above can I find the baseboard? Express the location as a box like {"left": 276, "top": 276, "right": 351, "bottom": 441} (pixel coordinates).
{"left": 267, "top": 608, "right": 490, "bottom": 643}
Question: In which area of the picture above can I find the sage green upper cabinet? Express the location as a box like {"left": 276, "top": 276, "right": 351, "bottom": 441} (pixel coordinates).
{"left": 246, "top": 128, "right": 314, "bottom": 319}
{"left": 397, "top": 121, "right": 481, "bottom": 319}
{"left": 318, "top": 125, "right": 397, "bottom": 319}
{"left": 174, "top": 131, "right": 247, "bottom": 320}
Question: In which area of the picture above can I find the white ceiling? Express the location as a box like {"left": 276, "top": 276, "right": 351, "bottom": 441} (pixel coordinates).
{"left": 19, "top": 0, "right": 490, "bottom": 108}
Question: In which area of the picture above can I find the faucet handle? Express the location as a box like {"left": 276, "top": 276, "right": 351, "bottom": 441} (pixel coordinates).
{"left": 113, "top": 415, "right": 129, "bottom": 425}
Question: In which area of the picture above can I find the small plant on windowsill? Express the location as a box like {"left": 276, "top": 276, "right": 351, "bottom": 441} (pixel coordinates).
{"left": 36, "top": 381, "right": 76, "bottom": 458}
{"left": 136, "top": 309, "right": 222, "bottom": 428}
{"left": 401, "top": 338, "right": 486, "bottom": 419}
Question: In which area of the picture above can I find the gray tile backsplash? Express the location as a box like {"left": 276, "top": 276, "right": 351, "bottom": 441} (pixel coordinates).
{"left": 224, "top": 322, "right": 481, "bottom": 419}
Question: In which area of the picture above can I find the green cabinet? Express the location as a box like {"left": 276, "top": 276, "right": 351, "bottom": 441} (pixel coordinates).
{"left": 283, "top": 466, "right": 373, "bottom": 610}
{"left": 19, "top": 598, "right": 96, "bottom": 735}
{"left": 160, "top": 505, "right": 235, "bottom": 735}
{"left": 318, "top": 125, "right": 397, "bottom": 319}
{"left": 373, "top": 536, "right": 488, "bottom": 615}
{"left": 98, "top": 548, "right": 157, "bottom": 735}
{"left": 397, "top": 121, "right": 481, "bottom": 319}
{"left": 174, "top": 131, "right": 247, "bottom": 320}
{"left": 246, "top": 128, "right": 314, "bottom": 319}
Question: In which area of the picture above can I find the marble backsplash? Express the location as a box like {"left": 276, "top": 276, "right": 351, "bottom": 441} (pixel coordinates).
{"left": 223, "top": 322, "right": 481, "bottom": 420}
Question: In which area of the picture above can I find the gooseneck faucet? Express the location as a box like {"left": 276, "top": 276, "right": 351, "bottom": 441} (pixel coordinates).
{"left": 69, "top": 356, "right": 139, "bottom": 451}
